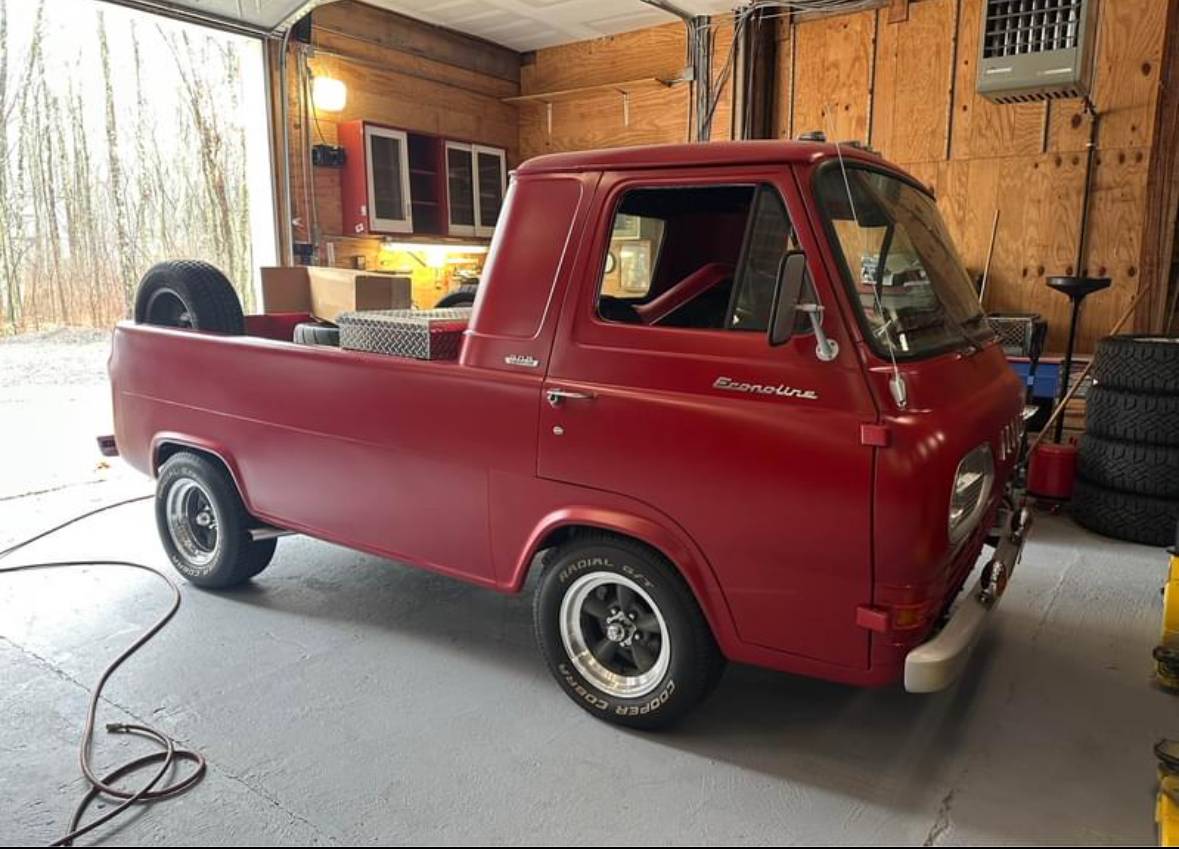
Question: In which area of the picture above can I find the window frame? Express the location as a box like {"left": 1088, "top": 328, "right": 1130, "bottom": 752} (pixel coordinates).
{"left": 811, "top": 158, "right": 986, "bottom": 362}
{"left": 364, "top": 124, "right": 414, "bottom": 234}
{"left": 472, "top": 144, "right": 508, "bottom": 237}
{"left": 444, "top": 141, "right": 477, "bottom": 237}
{"left": 589, "top": 179, "right": 799, "bottom": 339}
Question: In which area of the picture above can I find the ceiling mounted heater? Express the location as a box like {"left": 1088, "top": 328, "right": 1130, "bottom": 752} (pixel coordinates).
{"left": 976, "top": 0, "right": 1098, "bottom": 104}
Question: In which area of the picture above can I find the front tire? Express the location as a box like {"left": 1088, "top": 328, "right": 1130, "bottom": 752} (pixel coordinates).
{"left": 155, "top": 452, "right": 277, "bottom": 587}
{"left": 533, "top": 533, "right": 724, "bottom": 729}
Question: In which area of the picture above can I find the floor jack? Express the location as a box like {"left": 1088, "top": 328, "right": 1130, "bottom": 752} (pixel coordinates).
{"left": 1155, "top": 524, "right": 1179, "bottom": 846}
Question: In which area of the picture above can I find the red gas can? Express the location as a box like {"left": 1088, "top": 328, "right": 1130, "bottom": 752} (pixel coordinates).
{"left": 1027, "top": 441, "right": 1078, "bottom": 499}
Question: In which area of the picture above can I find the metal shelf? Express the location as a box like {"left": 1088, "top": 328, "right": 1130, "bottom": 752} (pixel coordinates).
{"left": 502, "top": 76, "right": 678, "bottom": 105}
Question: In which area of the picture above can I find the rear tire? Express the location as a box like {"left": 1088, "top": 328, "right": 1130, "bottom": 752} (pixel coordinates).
{"left": 155, "top": 452, "right": 277, "bottom": 587}
{"left": 1070, "top": 479, "right": 1179, "bottom": 547}
{"left": 533, "top": 532, "right": 724, "bottom": 729}
{"left": 134, "top": 260, "right": 244, "bottom": 334}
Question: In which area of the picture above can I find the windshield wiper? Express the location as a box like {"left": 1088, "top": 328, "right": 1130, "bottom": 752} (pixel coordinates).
{"left": 946, "top": 311, "right": 987, "bottom": 354}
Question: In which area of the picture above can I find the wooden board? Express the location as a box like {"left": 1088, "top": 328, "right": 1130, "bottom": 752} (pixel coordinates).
{"left": 790, "top": 11, "right": 876, "bottom": 143}
{"left": 774, "top": 18, "right": 795, "bottom": 138}
{"left": 313, "top": 0, "right": 519, "bottom": 83}
{"left": 872, "top": 0, "right": 956, "bottom": 162}
{"left": 520, "top": 23, "right": 686, "bottom": 96}
{"left": 516, "top": 19, "right": 736, "bottom": 159}
{"left": 922, "top": 147, "right": 1149, "bottom": 352}
{"left": 1045, "top": 0, "right": 1166, "bottom": 153}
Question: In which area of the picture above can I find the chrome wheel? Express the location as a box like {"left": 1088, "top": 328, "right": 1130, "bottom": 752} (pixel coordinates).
{"left": 165, "top": 478, "right": 220, "bottom": 567}
{"left": 559, "top": 571, "right": 670, "bottom": 699}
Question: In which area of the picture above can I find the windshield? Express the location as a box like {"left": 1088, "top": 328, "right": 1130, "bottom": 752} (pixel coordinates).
{"left": 815, "top": 165, "right": 993, "bottom": 358}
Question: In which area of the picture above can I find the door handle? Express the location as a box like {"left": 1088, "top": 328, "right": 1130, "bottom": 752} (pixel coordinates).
{"left": 546, "top": 388, "right": 595, "bottom": 407}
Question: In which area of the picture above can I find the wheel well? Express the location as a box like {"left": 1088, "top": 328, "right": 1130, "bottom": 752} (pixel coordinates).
{"left": 531, "top": 524, "right": 676, "bottom": 579}
{"left": 155, "top": 441, "right": 232, "bottom": 480}
{"left": 528, "top": 522, "right": 725, "bottom": 646}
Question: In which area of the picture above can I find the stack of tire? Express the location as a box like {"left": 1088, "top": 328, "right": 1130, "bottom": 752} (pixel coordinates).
{"left": 1072, "top": 335, "right": 1179, "bottom": 546}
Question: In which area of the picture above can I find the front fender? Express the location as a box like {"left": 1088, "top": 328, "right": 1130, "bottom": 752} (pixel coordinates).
{"left": 510, "top": 504, "right": 742, "bottom": 657}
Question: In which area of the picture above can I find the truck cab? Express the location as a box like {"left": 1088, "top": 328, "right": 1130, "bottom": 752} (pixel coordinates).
{"left": 108, "top": 140, "right": 1029, "bottom": 728}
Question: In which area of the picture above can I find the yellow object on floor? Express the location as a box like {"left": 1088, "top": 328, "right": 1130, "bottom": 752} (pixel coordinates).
{"left": 1158, "top": 550, "right": 1179, "bottom": 691}
{"left": 1160, "top": 772, "right": 1179, "bottom": 846}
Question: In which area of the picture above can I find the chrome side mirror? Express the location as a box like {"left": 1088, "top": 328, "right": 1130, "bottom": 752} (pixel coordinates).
{"left": 769, "top": 251, "right": 839, "bottom": 362}
{"left": 768, "top": 252, "right": 806, "bottom": 347}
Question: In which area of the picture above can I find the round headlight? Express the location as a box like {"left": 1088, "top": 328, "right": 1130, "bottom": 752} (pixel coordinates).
{"left": 949, "top": 444, "right": 994, "bottom": 543}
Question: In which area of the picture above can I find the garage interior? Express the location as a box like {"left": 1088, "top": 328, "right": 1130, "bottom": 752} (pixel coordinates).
{"left": 3, "top": 0, "right": 1179, "bottom": 845}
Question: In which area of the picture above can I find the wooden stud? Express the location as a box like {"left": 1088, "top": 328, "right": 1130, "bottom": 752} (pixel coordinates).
{"left": 1137, "top": 0, "right": 1179, "bottom": 332}
{"left": 888, "top": 0, "right": 909, "bottom": 24}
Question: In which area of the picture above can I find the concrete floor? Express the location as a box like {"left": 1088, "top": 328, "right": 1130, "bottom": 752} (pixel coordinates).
{"left": 1, "top": 485, "right": 1176, "bottom": 846}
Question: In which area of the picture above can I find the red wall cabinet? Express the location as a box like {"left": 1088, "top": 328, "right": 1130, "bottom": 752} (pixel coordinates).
{"left": 341, "top": 120, "right": 505, "bottom": 239}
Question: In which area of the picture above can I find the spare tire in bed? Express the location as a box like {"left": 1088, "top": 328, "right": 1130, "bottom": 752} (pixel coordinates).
{"left": 435, "top": 284, "right": 479, "bottom": 309}
{"left": 293, "top": 321, "right": 340, "bottom": 346}
{"left": 134, "top": 260, "right": 244, "bottom": 334}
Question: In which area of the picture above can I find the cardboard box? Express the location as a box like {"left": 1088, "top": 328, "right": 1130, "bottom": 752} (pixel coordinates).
{"left": 260, "top": 267, "right": 412, "bottom": 324}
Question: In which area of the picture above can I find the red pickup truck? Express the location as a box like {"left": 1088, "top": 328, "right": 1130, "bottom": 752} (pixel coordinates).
{"left": 106, "top": 140, "right": 1030, "bottom": 728}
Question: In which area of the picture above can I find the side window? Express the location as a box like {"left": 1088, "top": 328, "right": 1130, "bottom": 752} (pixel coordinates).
{"left": 595, "top": 183, "right": 799, "bottom": 333}
{"left": 728, "top": 186, "right": 801, "bottom": 332}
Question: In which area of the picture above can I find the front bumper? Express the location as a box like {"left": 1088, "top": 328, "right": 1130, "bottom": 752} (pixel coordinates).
{"left": 904, "top": 503, "right": 1032, "bottom": 693}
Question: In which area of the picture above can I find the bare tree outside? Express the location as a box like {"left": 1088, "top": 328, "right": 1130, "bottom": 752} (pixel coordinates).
{"left": 0, "top": 0, "right": 270, "bottom": 335}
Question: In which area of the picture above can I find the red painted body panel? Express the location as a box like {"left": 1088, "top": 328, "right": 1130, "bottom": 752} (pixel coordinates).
{"left": 109, "top": 141, "right": 1021, "bottom": 688}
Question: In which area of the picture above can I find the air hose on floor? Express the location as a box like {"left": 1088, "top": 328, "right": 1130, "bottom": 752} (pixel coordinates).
{"left": 0, "top": 496, "right": 206, "bottom": 846}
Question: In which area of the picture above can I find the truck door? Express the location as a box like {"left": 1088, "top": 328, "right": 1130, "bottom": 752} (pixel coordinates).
{"left": 537, "top": 168, "right": 878, "bottom": 669}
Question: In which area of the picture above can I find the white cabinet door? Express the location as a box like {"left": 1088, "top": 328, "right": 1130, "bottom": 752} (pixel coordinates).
{"left": 445, "top": 142, "right": 476, "bottom": 237}
{"left": 473, "top": 145, "right": 507, "bottom": 238}
{"left": 365, "top": 125, "right": 413, "bottom": 234}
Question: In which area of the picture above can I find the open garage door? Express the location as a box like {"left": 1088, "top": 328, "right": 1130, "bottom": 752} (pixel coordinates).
{"left": 99, "top": 0, "right": 333, "bottom": 35}
{"left": 0, "top": 0, "right": 280, "bottom": 499}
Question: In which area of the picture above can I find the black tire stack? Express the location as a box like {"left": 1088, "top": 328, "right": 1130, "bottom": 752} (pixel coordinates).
{"left": 1072, "top": 335, "right": 1179, "bottom": 546}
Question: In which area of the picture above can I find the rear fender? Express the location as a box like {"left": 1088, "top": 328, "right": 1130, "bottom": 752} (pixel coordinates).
{"left": 150, "top": 433, "right": 253, "bottom": 512}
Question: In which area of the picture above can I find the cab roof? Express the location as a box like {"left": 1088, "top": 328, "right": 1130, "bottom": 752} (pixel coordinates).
{"left": 514, "top": 139, "right": 886, "bottom": 175}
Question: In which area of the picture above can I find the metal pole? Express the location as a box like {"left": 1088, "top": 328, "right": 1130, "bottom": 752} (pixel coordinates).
{"left": 979, "top": 208, "right": 999, "bottom": 305}
{"left": 1053, "top": 98, "right": 1100, "bottom": 443}
{"left": 1031, "top": 273, "right": 1158, "bottom": 452}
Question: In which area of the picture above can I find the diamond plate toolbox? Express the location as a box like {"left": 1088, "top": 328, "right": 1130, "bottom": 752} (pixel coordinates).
{"left": 338, "top": 308, "right": 472, "bottom": 360}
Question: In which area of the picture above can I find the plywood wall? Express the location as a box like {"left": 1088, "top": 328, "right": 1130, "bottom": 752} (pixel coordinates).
{"left": 776, "top": 0, "right": 1172, "bottom": 353}
{"left": 281, "top": 0, "right": 520, "bottom": 267}
{"left": 517, "top": 19, "right": 735, "bottom": 161}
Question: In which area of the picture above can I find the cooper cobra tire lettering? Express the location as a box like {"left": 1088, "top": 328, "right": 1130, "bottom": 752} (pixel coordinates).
{"left": 559, "top": 663, "right": 608, "bottom": 710}
{"left": 614, "top": 679, "right": 675, "bottom": 716}
{"left": 535, "top": 533, "right": 725, "bottom": 729}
